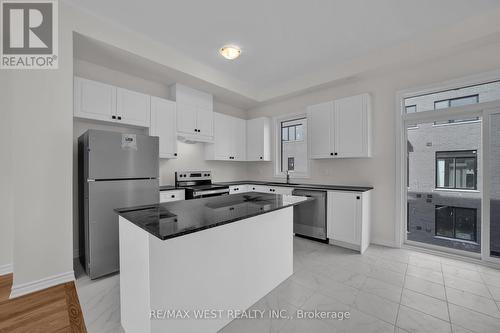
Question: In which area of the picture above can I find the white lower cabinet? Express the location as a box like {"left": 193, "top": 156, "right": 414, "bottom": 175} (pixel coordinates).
{"left": 159, "top": 189, "right": 185, "bottom": 203}
{"left": 247, "top": 185, "right": 293, "bottom": 195}
{"left": 229, "top": 185, "right": 249, "bottom": 194}
{"left": 248, "top": 185, "right": 267, "bottom": 193}
{"left": 327, "top": 191, "right": 370, "bottom": 254}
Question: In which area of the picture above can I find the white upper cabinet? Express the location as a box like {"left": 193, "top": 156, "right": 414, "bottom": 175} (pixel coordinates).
{"left": 210, "top": 112, "right": 233, "bottom": 160}
{"left": 176, "top": 102, "right": 197, "bottom": 135}
{"left": 246, "top": 117, "right": 271, "bottom": 161}
{"left": 116, "top": 88, "right": 151, "bottom": 127}
{"left": 149, "top": 97, "right": 177, "bottom": 159}
{"left": 74, "top": 77, "right": 150, "bottom": 128}
{"left": 308, "top": 93, "right": 371, "bottom": 159}
{"left": 233, "top": 116, "right": 247, "bottom": 161}
{"left": 308, "top": 101, "right": 334, "bottom": 158}
{"left": 170, "top": 84, "right": 214, "bottom": 142}
{"left": 334, "top": 94, "right": 371, "bottom": 158}
{"left": 205, "top": 112, "right": 246, "bottom": 161}
{"left": 74, "top": 77, "right": 116, "bottom": 122}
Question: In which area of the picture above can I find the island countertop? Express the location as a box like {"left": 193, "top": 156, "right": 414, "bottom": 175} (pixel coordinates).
{"left": 115, "top": 193, "right": 310, "bottom": 241}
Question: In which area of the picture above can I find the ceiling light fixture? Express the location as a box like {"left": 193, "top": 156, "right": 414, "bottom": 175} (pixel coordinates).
{"left": 219, "top": 45, "right": 241, "bottom": 60}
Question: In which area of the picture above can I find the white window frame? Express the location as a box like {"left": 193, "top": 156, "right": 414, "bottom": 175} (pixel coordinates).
{"left": 273, "top": 113, "right": 310, "bottom": 179}
{"left": 395, "top": 69, "right": 500, "bottom": 265}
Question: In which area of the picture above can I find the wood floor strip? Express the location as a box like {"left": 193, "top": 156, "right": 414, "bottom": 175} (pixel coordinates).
{"left": 64, "top": 283, "right": 87, "bottom": 333}
{"left": 0, "top": 274, "right": 87, "bottom": 333}
{"left": 0, "top": 274, "right": 13, "bottom": 302}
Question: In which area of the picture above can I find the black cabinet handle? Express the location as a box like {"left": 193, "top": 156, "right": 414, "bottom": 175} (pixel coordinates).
{"left": 260, "top": 156, "right": 263, "bottom": 160}
{"left": 171, "top": 195, "right": 175, "bottom": 198}
{"left": 330, "top": 152, "right": 333, "bottom": 156}
{"left": 252, "top": 187, "right": 256, "bottom": 190}
{"left": 117, "top": 116, "right": 122, "bottom": 120}
{"left": 174, "top": 153, "right": 177, "bottom": 156}
{"left": 356, "top": 196, "right": 360, "bottom": 200}
{"left": 112, "top": 115, "right": 116, "bottom": 119}
{"left": 335, "top": 152, "right": 338, "bottom": 156}
{"left": 229, "top": 207, "right": 234, "bottom": 211}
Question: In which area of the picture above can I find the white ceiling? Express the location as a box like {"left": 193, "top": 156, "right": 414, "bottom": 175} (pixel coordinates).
{"left": 67, "top": 0, "right": 500, "bottom": 105}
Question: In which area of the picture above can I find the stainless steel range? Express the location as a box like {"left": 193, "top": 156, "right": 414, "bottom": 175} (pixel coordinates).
{"left": 175, "top": 171, "right": 229, "bottom": 199}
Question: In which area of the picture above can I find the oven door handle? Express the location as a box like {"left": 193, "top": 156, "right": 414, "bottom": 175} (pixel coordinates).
{"left": 193, "top": 188, "right": 230, "bottom": 197}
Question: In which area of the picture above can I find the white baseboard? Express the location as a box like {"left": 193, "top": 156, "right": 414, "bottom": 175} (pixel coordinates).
{"left": 0, "top": 263, "right": 13, "bottom": 275}
{"left": 10, "top": 271, "right": 75, "bottom": 299}
{"left": 371, "top": 238, "right": 399, "bottom": 248}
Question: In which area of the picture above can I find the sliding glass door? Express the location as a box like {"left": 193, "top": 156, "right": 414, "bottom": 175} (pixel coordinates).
{"left": 400, "top": 77, "right": 500, "bottom": 260}
{"left": 484, "top": 112, "right": 500, "bottom": 262}
{"left": 405, "top": 118, "right": 482, "bottom": 254}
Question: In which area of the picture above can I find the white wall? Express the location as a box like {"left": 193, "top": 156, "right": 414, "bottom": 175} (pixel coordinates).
{"left": 0, "top": 73, "right": 13, "bottom": 274}
{"left": 72, "top": 60, "right": 247, "bottom": 257}
{"left": 246, "top": 40, "right": 500, "bottom": 246}
{"left": 6, "top": 9, "right": 74, "bottom": 289}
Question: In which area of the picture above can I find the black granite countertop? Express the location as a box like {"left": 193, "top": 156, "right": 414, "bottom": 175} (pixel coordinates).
{"left": 159, "top": 185, "right": 182, "bottom": 191}
{"left": 213, "top": 180, "right": 373, "bottom": 192}
{"left": 115, "top": 193, "right": 311, "bottom": 240}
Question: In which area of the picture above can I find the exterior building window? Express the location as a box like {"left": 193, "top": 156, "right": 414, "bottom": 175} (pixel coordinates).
{"left": 434, "top": 95, "right": 480, "bottom": 125}
{"left": 279, "top": 117, "right": 308, "bottom": 175}
{"left": 436, "top": 150, "right": 477, "bottom": 190}
{"left": 435, "top": 206, "right": 477, "bottom": 242}
{"left": 282, "top": 124, "right": 304, "bottom": 142}
{"left": 405, "top": 105, "right": 417, "bottom": 113}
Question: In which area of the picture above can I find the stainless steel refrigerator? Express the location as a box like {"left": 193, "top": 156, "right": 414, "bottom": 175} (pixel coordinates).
{"left": 78, "top": 129, "right": 159, "bottom": 279}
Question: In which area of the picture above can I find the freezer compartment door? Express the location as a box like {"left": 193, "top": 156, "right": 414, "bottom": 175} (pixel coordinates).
{"left": 87, "top": 178, "right": 158, "bottom": 279}
{"left": 88, "top": 130, "right": 159, "bottom": 179}
{"left": 293, "top": 190, "right": 327, "bottom": 240}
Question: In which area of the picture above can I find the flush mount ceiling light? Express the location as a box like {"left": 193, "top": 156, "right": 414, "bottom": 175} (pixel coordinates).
{"left": 219, "top": 45, "right": 241, "bottom": 60}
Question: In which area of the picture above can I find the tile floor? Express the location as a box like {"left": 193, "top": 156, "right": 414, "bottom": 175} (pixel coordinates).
{"left": 75, "top": 237, "right": 500, "bottom": 333}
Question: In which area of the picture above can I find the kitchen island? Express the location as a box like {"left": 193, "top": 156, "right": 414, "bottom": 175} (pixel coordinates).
{"left": 115, "top": 192, "right": 309, "bottom": 333}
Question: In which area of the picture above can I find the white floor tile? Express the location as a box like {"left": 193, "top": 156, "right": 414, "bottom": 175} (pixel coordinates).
{"left": 74, "top": 239, "right": 500, "bottom": 333}
{"left": 400, "top": 289, "right": 449, "bottom": 321}
{"left": 451, "top": 325, "right": 475, "bottom": 333}
{"left": 446, "top": 287, "right": 500, "bottom": 319}
{"left": 481, "top": 271, "right": 500, "bottom": 288}
{"left": 443, "top": 274, "right": 491, "bottom": 298}
{"left": 269, "top": 279, "right": 315, "bottom": 308}
{"left": 339, "top": 307, "right": 395, "bottom": 333}
{"left": 375, "top": 258, "right": 408, "bottom": 275}
{"left": 448, "top": 303, "right": 500, "bottom": 333}
{"left": 408, "top": 256, "right": 442, "bottom": 271}
{"left": 396, "top": 305, "right": 452, "bottom": 333}
{"left": 361, "top": 277, "right": 403, "bottom": 303}
{"left": 442, "top": 265, "right": 483, "bottom": 283}
{"left": 406, "top": 265, "right": 444, "bottom": 285}
{"left": 353, "top": 291, "right": 399, "bottom": 324}
{"left": 404, "top": 275, "right": 446, "bottom": 300}
{"left": 368, "top": 267, "right": 406, "bottom": 287}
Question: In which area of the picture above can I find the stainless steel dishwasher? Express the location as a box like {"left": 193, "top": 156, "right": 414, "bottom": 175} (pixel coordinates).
{"left": 292, "top": 189, "right": 327, "bottom": 241}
